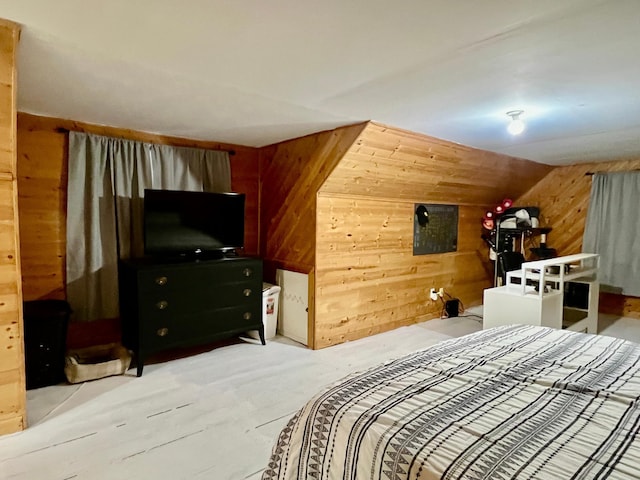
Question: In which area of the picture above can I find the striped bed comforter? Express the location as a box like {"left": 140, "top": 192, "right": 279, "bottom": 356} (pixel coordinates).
{"left": 262, "top": 325, "right": 640, "bottom": 480}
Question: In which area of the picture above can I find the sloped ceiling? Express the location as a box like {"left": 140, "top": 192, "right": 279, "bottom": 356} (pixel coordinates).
{"left": 2, "top": 0, "right": 639, "bottom": 165}
{"left": 321, "top": 122, "right": 554, "bottom": 204}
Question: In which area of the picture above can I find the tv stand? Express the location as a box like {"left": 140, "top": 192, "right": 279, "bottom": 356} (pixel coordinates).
{"left": 119, "top": 256, "right": 264, "bottom": 376}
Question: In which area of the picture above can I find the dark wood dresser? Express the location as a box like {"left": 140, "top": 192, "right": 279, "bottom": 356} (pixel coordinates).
{"left": 119, "top": 256, "right": 264, "bottom": 376}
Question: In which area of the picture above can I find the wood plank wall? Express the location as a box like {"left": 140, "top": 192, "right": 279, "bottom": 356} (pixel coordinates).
{"left": 17, "top": 113, "right": 261, "bottom": 302}
{"left": 0, "top": 19, "right": 25, "bottom": 436}
{"left": 16, "top": 116, "right": 67, "bottom": 301}
{"left": 320, "top": 123, "right": 553, "bottom": 202}
{"left": 313, "top": 122, "right": 554, "bottom": 348}
{"left": 517, "top": 158, "right": 640, "bottom": 319}
{"left": 259, "top": 123, "right": 366, "bottom": 280}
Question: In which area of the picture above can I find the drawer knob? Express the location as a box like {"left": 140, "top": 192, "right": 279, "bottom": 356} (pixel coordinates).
{"left": 242, "top": 268, "right": 252, "bottom": 277}
{"left": 155, "top": 276, "right": 168, "bottom": 286}
{"left": 156, "top": 300, "right": 169, "bottom": 310}
{"left": 156, "top": 327, "right": 169, "bottom": 337}
{"left": 243, "top": 312, "right": 252, "bottom": 320}
{"left": 243, "top": 288, "right": 252, "bottom": 297}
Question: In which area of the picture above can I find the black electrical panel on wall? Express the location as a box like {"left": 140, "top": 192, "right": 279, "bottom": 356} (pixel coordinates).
{"left": 413, "top": 204, "right": 458, "bottom": 255}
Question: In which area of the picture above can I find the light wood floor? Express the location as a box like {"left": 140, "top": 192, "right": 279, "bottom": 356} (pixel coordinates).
{"left": 1, "top": 312, "right": 638, "bottom": 480}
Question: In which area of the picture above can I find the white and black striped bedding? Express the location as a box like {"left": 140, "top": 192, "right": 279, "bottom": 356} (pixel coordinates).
{"left": 262, "top": 325, "right": 640, "bottom": 480}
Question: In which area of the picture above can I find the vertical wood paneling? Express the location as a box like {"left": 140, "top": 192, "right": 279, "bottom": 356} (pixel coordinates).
{"left": 0, "top": 18, "right": 25, "bottom": 436}
{"left": 517, "top": 158, "right": 640, "bottom": 319}
{"left": 259, "top": 123, "right": 366, "bottom": 280}
{"left": 312, "top": 122, "right": 554, "bottom": 348}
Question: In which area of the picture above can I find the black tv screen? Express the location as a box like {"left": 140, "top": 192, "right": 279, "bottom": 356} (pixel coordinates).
{"left": 143, "top": 189, "right": 245, "bottom": 258}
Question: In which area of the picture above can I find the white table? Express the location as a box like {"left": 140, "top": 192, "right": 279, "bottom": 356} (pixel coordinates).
{"left": 483, "top": 253, "right": 599, "bottom": 334}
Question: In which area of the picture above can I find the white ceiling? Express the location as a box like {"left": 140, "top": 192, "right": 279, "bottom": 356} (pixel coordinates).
{"left": 2, "top": 0, "right": 639, "bottom": 165}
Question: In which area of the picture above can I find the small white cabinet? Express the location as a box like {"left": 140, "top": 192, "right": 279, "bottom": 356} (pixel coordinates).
{"left": 483, "top": 254, "right": 599, "bottom": 334}
{"left": 275, "top": 269, "right": 309, "bottom": 346}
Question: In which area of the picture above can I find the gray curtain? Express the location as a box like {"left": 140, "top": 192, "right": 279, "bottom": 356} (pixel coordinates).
{"left": 583, "top": 171, "right": 640, "bottom": 297}
{"left": 67, "top": 132, "right": 231, "bottom": 322}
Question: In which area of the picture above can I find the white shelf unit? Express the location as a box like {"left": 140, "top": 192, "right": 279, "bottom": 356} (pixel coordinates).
{"left": 483, "top": 253, "right": 599, "bottom": 334}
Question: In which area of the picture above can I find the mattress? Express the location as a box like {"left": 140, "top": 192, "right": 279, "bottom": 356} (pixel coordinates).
{"left": 262, "top": 325, "right": 640, "bottom": 480}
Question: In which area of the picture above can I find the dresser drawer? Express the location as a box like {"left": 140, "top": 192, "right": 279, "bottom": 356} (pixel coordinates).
{"left": 136, "top": 259, "right": 260, "bottom": 293}
{"left": 140, "top": 305, "right": 261, "bottom": 352}
{"left": 137, "top": 280, "right": 260, "bottom": 316}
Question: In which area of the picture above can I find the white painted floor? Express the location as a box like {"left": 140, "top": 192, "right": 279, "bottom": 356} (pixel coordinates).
{"left": 1, "top": 311, "right": 638, "bottom": 480}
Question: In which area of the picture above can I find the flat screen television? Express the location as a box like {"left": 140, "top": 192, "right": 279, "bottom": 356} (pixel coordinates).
{"left": 143, "top": 189, "right": 245, "bottom": 258}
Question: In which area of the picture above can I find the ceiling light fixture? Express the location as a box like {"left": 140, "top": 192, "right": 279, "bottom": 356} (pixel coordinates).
{"left": 506, "top": 110, "right": 525, "bottom": 135}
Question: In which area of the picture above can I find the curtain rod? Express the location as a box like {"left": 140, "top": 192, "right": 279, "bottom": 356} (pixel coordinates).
{"left": 585, "top": 169, "right": 640, "bottom": 176}
{"left": 54, "top": 127, "right": 236, "bottom": 155}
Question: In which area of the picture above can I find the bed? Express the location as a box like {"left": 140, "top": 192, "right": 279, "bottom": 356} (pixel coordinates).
{"left": 262, "top": 325, "right": 640, "bottom": 480}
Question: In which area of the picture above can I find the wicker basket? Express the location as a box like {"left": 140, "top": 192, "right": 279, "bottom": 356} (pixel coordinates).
{"left": 64, "top": 343, "right": 132, "bottom": 384}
